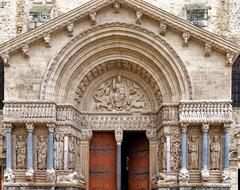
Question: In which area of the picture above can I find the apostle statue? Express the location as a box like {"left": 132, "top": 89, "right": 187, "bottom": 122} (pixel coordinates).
{"left": 210, "top": 135, "right": 221, "bottom": 170}
{"left": 55, "top": 134, "right": 64, "bottom": 170}
{"left": 188, "top": 135, "right": 199, "bottom": 170}
{"left": 16, "top": 135, "right": 26, "bottom": 169}
{"left": 68, "top": 136, "right": 75, "bottom": 169}
{"left": 37, "top": 135, "right": 47, "bottom": 170}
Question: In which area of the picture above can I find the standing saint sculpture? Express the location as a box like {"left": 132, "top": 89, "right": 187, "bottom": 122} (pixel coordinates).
{"left": 210, "top": 135, "right": 221, "bottom": 170}
{"left": 188, "top": 135, "right": 199, "bottom": 170}
{"left": 37, "top": 135, "right": 47, "bottom": 170}
{"left": 55, "top": 134, "right": 64, "bottom": 170}
{"left": 68, "top": 137, "right": 75, "bottom": 169}
{"left": 16, "top": 135, "right": 26, "bottom": 169}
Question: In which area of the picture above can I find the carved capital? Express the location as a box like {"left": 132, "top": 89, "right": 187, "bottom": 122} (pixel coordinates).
{"left": 44, "top": 34, "right": 51, "bottom": 47}
{"left": 0, "top": 52, "right": 10, "bottom": 67}
{"left": 115, "top": 129, "right": 123, "bottom": 144}
{"left": 181, "top": 123, "right": 188, "bottom": 133}
{"left": 226, "top": 51, "right": 235, "bottom": 67}
{"left": 80, "top": 129, "right": 93, "bottom": 141}
{"left": 67, "top": 23, "right": 74, "bottom": 36}
{"left": 4, "top": 123, "right": 13, "bottom": 133}
{"left": 26, "top": 123, "right": 34, "bottom": 132}
{"left": 223, "top": 122, "right": 231, "bottom": 132}
{"left": 146, "top": 128, "right": 157, "bottom": 141}
{"left": 22, "top": 44, "right": 30, "bottom": 58}
{"left": 47, "top": 124, "right": 55, "bottom": 133}
{"left": 182, "top": 32, "right": 190, "bottom": 47}
{"left": 204, "top": 42, "right": 212, "bottom": 57}
{"left": 89, "top": 12, "right": 97, "bottom": 25}
{"left": 136, "top": 11, "right": 143, "bottom": 25}
{"left": 113, "top": 1, "right": 120, "bottom": 13}
{"left": 201, "top": 123, "right": 209, "bottom": 133}
{"left": 159, "top": 21, "right": 167, "bottom": 36}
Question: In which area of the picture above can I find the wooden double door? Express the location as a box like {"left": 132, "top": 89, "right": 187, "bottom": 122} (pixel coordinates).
{"left": 89, "top": 132, "right": 149, "bottom": 190}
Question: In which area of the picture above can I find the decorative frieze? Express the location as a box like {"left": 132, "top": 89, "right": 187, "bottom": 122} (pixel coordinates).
{"left": 4, "top": 102, "right": 56, "bottom": 123}
{"left": 179, "top": 101, "right": 232, "bottom": 123}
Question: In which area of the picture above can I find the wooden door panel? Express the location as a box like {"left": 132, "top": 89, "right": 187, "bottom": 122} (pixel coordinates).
{"left": 89, "top": 133, "right": 116, "bottom": 190}
{"left": 128, "top": 134, "right": 149, "bottom": 190}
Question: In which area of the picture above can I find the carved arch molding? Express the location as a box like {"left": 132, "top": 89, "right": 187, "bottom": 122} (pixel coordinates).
{"left": 40, "top": 22, "right": 193, "bottom": 109}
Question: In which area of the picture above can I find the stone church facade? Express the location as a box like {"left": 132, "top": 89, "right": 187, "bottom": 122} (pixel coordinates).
{"left": 0, "top": 0, "right": 240, "bottom": 190}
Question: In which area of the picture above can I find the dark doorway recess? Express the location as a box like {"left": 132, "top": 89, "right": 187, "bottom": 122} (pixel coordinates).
{"left": 122, "top": 132, "right": 149, "bottom": 190}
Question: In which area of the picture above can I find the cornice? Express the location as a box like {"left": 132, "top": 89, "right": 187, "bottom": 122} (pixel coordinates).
{"left": 0, "top": 0, "right": 239, "bottom": 64}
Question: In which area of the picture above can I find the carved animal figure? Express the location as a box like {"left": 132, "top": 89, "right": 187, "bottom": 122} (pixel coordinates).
{"left": 57, "top": 171, "right": 84, "bottom": 184}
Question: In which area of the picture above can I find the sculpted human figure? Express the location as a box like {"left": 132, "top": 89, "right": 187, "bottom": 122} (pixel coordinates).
{"left": 37, "top": 135, "right": 47, "bottom": 170}
{"left": 210, "top": 136, "right": 221, "bottom": 170}
{"left": 55, "top": 134, "right": 64, "bottom": 170}
{"left": 188, "top": 135, "right": 199, "bottom": 170}
{"left": 16, "top": 135, "right": 26, "bottom": 169}
{"left": 111, "top": 75, "right": 127, "bottom": 110}
{"left": 69, "top": 136, "right": 75, "bottom": 169}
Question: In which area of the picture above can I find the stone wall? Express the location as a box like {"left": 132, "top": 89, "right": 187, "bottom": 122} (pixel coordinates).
{"left": 0, "top": 0, "right": 240, "bottom": 44}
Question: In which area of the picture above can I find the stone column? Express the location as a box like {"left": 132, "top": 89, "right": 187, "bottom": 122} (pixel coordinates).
{"left": 5, "top": 123, "right": 15, "bottom": 182}
{"left": 179, "top": 123, "right": 189, "bottom": 183}
{"left": 5, "top": 123, "right": 13, "bottom": 171}
{"left": 80, "top": 129, "right": 93, "bottom": 189}
{"left": 201, "top": 123, "right": 210, "bottom": 182}
{"left": 221, "top": 123, "right": 232, "bottom": 183}
{"left": 46, "top": 124, "right": 55, "bottom": 182}
{"left": 64, "top": 135, "right": 69, "bottom": 170}
{"left": 163, "top": 126, "right": 171, "bottom": 174}
{"left": 115, "top": 129, "right": 123, "bottom": 190}
{"left": 26, "top": 123, "right": 34, "bottom": 180}
{"left": 146, "top": 129, "right": 158, "bottom": 189}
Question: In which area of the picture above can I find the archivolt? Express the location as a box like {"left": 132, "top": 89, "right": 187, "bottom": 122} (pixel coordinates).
{"left": 40, "top": 22, "right": 193, "bottom": 106}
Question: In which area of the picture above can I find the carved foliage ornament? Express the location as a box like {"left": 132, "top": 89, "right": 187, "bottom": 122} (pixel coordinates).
{"left": 93, "top": 75, "right": 147, "bottom": 112}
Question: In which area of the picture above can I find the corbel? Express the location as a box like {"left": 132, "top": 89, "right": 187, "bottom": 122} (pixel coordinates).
{"left": 204, "top": 42, "right": 212, "bottom": 57}
{"left": 22, "top": 44, "right": 30, "bottom": 58}
{"left": 182, "top": 32, "right": 190, "bottom": 47}
{"left": 67, "top": 22, "right": 74, "bottom": 37}
{"left": 43, "top": 34, "right": 51, "bottom": 48}
{"left": 225, "top": 50, "right": 235, "bottom": 67}
{"left": 159, "top": 21, "right": 167, "bottom": 36}
{"left": 89, "top": 12, "right": 97, "bottom": 25}
{"left": 136, "top": 10, "right": 143, "bottom": 25}
{"left": 113, "top": 1, "right": 120, "bottom": 13}
{"left": 0, "top": 52, "right": 10, "bottom": 67}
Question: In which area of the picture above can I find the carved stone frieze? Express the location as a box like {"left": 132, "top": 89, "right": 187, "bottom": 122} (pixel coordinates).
{"left": 93, "top": 75, "right": 147, "bottom": 112}
{"left": 179, "top": 101, "right": 232, "bottom": 123}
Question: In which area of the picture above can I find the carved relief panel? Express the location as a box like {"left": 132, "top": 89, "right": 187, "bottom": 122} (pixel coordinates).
{"left": 209, "top": 127, "right": 224, "bottom": 171}
{"left": 54, "top": 133, "right": 64, "bottom": 170}
{"left": 13, "top": 125, "right": 27, "bottom": 170}
{"left": 170, "top": 126, "right": 181, "bottom": 172}
{"left": 91, "top": 75, "right": 149, "bottom": 112}
{"left": 68, "top": 136, "right": 76, "bottom": 170}
{"left": 187, "top": 126, "right": 202, "bottom": 171}
{"left": 34, "top": 125, "right": 48, "bottom": 171}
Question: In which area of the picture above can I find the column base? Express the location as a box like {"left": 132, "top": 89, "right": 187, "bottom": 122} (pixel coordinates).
{"left": 4, "top": 169, "right": 15, "bottom": 183}
{"left": 178, "top": 168, "right": 189, "bottom": 183}
{"left": 201, "top": 169, "right": 209, "bottom": 182}
{"left": 46, "top": 168, "right": 56, "bottom": 182}
{"left": 222, "top": 169, "right": 231, "bottom": 183}
{"left": 25, "top": 169, "right": 34, "bottom": 181}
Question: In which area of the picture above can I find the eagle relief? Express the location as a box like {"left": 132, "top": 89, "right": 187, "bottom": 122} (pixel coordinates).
{"left": 93, "top": 76, "right": 147, "bottom": 111}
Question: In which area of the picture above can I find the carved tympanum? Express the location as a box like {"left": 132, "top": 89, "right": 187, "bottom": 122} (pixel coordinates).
{"left": 210, "top": 135, "right": 221, "bottom": 170}
{"left": 93, "top": 76, "right": 147, "bottom": 111}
